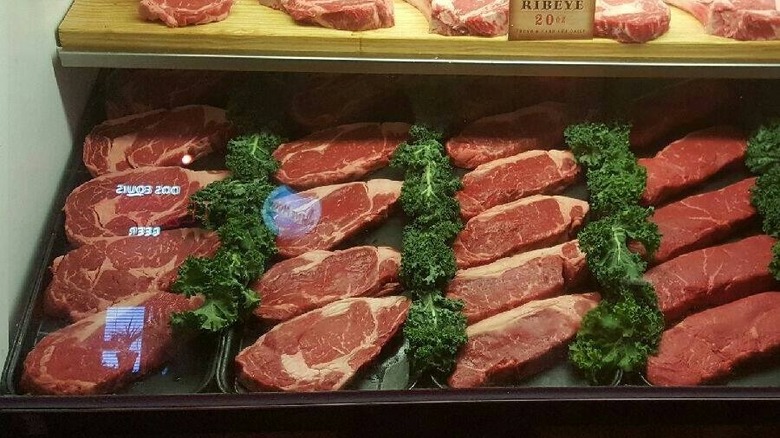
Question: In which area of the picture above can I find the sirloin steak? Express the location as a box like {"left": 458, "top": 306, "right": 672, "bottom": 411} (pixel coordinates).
{"left": 453, "top": 195, "right": 589, "bottom": 269}
{"left": 645, "top": 234, "right": 778, "bottom": 323}
{"left": 21, "top": 291, "right": 201, "bottom": 395}
{"left": 64, "top": 167, "right": 228, "bottom": 247}
{"left": 259, "top": 0, "right": 395, "bottom": 31}
{"left": 83, "top": 105, "right": 232, "bottom": 177}
{"left": 274, "top": 122, "right": 411, "bottom": 189}
{"left": 139, "top": 0, "right": 235, "bottom": 27}
{"left": 273, "top": 179, "right": 402, "bottom": 258}
{"left": 594, "top": 0, "right": 671, "bottom": 43}
{"left": 252, "top": 246, "right": 401, "bottom": 322}
{"left": 236, "top": 296, "right": 410, "bottom": 392}
{"left": 647, "top": 292, "right": 780, "bottom": 386}
{"left": 446, "top": 102, "right": 574, "bottom": 169}
{"left": 665, "top": 0, "right": 780, "bottom": 40}
{"left": 447, "top": 241, "right": 587, "bottom": 324}
{"left": 640, "top": 125, "right": 747, "bottom": 206}
{"left": 650, "top": 177, "right": 757, "bottom": 264}
{"left": 457, "top": 150, "right": 580, "bottom": 220}
{"left": 44, "top": 228, "right": 220, "bottom": 322}
{"left": 448, "top": 293, "right": 600, "bottom": 388}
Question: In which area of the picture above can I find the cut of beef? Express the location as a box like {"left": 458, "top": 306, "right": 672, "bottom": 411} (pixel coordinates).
{"left": 260, "top": 0, "right": 395, "bottom": 31}
{"left": 447, "top": 241, "right": 587, "bottom": 324}
{"left": 453, "top": 195, "right": 589, "bottom": 269}
{"left": 446, "top": 102, "right": 573, "bottom": 169}
{"left": 650, "top": 178, "right": 757, "bottom": 264}
{"left": 252, "top": 246, "right": 401, "bottom": 322}
{"left": 273, "top": 179, "right": 402, "bottom": 258}
{"left": 139, "top": 0, "right": 235, "bottom": 27}
{"left": 21, "top": 291, "right": 201, "bottom": 395}
{"left": 236, "top": 296, "right": 410, "bottom": 392}
{"left": 83, "top": 105, "right": 233, "bottom": 177}
{"left": 665, "top": 0, "right": 780, "bottom": 40}
{"left": 640, "top": 125, "right": 747, "bottom": 206}
{"left": 273, "top": 122, "right": 410, "bottom": 189}
{"left": 44, "top": 228, "right": 220, "bottom": 322}
{"left": 647, "top": 291, "right": 780, "bottom": 386}
{"left": 448, "top": 293, "right": 600, "bottom": 388}
{"left": 645, "top": 235, "right": 778, "bottom": 323}
{"left": 594, "top": 0, "right": 671, "bottom": 43}
{"left": 64, "top": 167, "right": 228, "bottom": 247}
{"left": 404, "top": 0, "right": 509, "bottom": 36}
{"left": 456, "top": 150, "right": 580, "bottom": 220}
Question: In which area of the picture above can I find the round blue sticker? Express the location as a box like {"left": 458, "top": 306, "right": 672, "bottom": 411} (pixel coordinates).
{"left": 262, "top": 186, "right": 322, "bottom": 239}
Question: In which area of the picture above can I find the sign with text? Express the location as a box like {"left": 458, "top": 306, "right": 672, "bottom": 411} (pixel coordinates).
{"left": 508, "top": 0, "right": 596, "bottom": 40}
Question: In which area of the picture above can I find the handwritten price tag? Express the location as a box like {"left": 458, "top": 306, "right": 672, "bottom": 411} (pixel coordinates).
{"left": 508, "top": 0, "right": 596, "bottom": 40}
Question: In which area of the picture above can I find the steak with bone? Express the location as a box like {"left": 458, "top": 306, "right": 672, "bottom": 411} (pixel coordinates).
{"left": 404, "top": 0, "right": 509, "bottom": 36}
{"left": 259, "top": 0, "right": 395, "bottom": 31}
{"left": 594, "top": 0, "right": 671, "bottom": 43}
{"left": 139, "top": 0, "right": 235, "bottom": 27}
{"left": 665, "top": 0, "right": 780, "bottom": 40}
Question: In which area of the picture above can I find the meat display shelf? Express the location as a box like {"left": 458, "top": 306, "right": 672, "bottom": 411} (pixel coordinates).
{"left": 58, "top": 0, "right": 780, "bottom": 77}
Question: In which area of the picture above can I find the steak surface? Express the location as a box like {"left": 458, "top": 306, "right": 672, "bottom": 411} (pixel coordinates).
{"left": 64, "top": 167, "right": 228, "bottom": 247}
{"left": 594, "top": 0, "right": 671, "bottom": 43}
{"left": 259, "top": 0, "right": 395, "bottom": 31}
{"left": 650, "top": 177, "right": 757, "bottom": 264}
{"left": 21, "top": 292, "right": 200, "bottom": 395}
{"left": 456, "top": 150, "right": 580, "bottom": 220}
{"left": 274, "top": 122, "right": 410, "bottom": 189}
{"left": 447, "top": 241, "right": 587, "bottom": 324}
{"left": 44, "top": 228, "right": 220, "bottom": 322}
{"left": 83, "top": 105, "right": 232, "bottom": 177}
{"left": 453, "top": 195, "right": 589, "bottom": 269}
{"left": 640, "top": 125, "right": 747, "bottom": 205}
{"left": 273, "top": 179, "right": 402, "bottom": 258}
{"left": 647, "top": 291, "right": 780, "bottom": 386}
{"left": 448, "top": 293, "right": 600, "bottom": 388}
{"left": 139, "top": 0, "right": 235, "bottom": 27}
{"left": 645, "top": 234, "right": 778, "bottom": 323}
{"left": 253, "top": 246, "right": 401, "bottom": 322}
{"left": 665, "top": 0, "right": 780, "bottom": 40}
{"left": 446, "top": 102, "right": 573, "bottom": 169}
{"left": 403, "top": 0, "right": 509, "bottom": 36}
{"left": 236, "top": 296, "right": 410, "bottom": 392}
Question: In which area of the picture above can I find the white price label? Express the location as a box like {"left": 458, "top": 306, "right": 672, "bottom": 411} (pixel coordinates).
{"left": 508, "top": 0, "right": 596, "bottom": 40}
{"left": 116, "top": 184, "right": 181, "bottom": 197}
{"left": 129, "top": 226, "right": 161, "bottom": 237}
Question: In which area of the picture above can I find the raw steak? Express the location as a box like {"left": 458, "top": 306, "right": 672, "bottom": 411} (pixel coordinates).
{"left": 453, "top": 195, "right": 589, "bottom": 269}
{"left": 139, "top": 0, "right": 235, "bottom": 27}
{"left": 83, "top": 105, "right": 233, "bottom": 177}
{"left": 446, "top": 102, "right": 573, "bottom": 169}
{"left": 260, "top": 0, "right": 394, "bottom": 31}
{"left": 447, "top": 241, "right": 587, "bottom": 324}
{"left": 457, "top": 150, "right": 580, "bottom": 220}
{"left": 236, "top": 296, "right": 410, "bottom": 392}
{"left": 21, "top": 291, "right": 201, "bottom": 395}
{"left": 44, "top": 228, "right": 220, "bottom": 322}
{"left": 665, "top": 0, "right": 780, "bottom": 40}
{"left": 448, "top": 293, "right": 600, "bottom": 388}
{"left": 273, "top": 179, "right": 402, "bottom": 258}
{"left": 648, "top": 291, "right": 780, "bottom": 386}
{"left": 252, "top": 246, "right": 401, "bottom": 322}
{"left": 64, "top": 167, "right": 228, "bottom": 247}
{"left": 594, "top": 0, "right": 671, "bottom": 43}
{"left": 403, "top": 0, "right": 509, "bottom": 36}
{"left": 645, "top": 235, "right": 778, "bottom": 323}
{"left": 274, "top": 122, "right": 411, "bottom": 189}
{"left": 640, "top": 125, "right": 747, "bottom": 206}
{"left": 650, "top": 178, "right": 757, "bottom": 264}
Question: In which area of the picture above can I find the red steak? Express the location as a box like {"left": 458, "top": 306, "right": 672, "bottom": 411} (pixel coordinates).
{"left": 453, "top": 195, "right": 589, "bottom": 269}
{"left": 640, "top": 126, "right": 747, "bottom": 205}
{"left": 447, "top": 241, "right": 587, "bottom": 324}
{"left": 456, "top": 150, "right": 580, "bottom": 220}
{"left": 274, "top": 179, "right": 402, "bottom": 258}
{"left": 64, "top": 167, "right": 228, "bottom": 247}
{"left": 236, "top": 296, "right": 410, "bottom": 392}
{"left": 650, "top": 178, "right": 757, "bottom": 264}
{"left": 665, "top": 0, "right": 780, "bottom": 40}
{"left": 259, "top": 0, "right": 395, "bottom": 31}
{"left": 44, "top": 228, "right": 220, "bottom": 322}
{"left": 274, "top": 122, "right": 410, "bottom": 189}
{"left": 446, "top": 102, "right": 573, "bottom": 169}
{"left": 594, "top": 0, "right": 671, "bottom": 43}
{"left": 253, "top": 246, "right": 401, "bottom": 323}
{"left": 21, "top": 291, "right": 201, "bottom": 395}
{"left": 645, "top": 235, "right": 778, "bottom": 323}
{"left": 448, "top": 293, "right": 600, "bottom": 388}
{"left": 647, "top": 292, "right": 780, "bottom": 386}
{"left": 139, "top": 0, "right": 235, "bottom": 27}
{"left": 83, "top": 105, "right": 232, "bottom": 177}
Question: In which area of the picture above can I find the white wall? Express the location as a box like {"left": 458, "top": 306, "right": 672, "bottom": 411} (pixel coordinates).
{"left": 0, "top": 1, "right": 97, "bottom": 365}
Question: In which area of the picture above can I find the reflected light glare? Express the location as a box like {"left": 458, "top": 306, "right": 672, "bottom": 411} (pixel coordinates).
{"left": 181, "top": 154, "right": 193, "bottom": 165}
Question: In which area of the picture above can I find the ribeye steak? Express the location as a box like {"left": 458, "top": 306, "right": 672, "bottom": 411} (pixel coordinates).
{"left": 665, "top": 0, "right": 780, "bottom": 40}
{"left": 259, "top": 0, "right": 395, "bottom": 31}
{"left": 139, "top": 0, "right": 235, "bottom": 27}
{"left": 594, "top": 0, "right": 671, "bottom": 43}
{"left": 403, "top": 0, "right": 509, "bottom": 36}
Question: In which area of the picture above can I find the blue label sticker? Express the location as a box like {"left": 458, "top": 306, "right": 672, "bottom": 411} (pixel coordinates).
{"left": 262, "top": 186, "right": 322, "bottom": 239}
